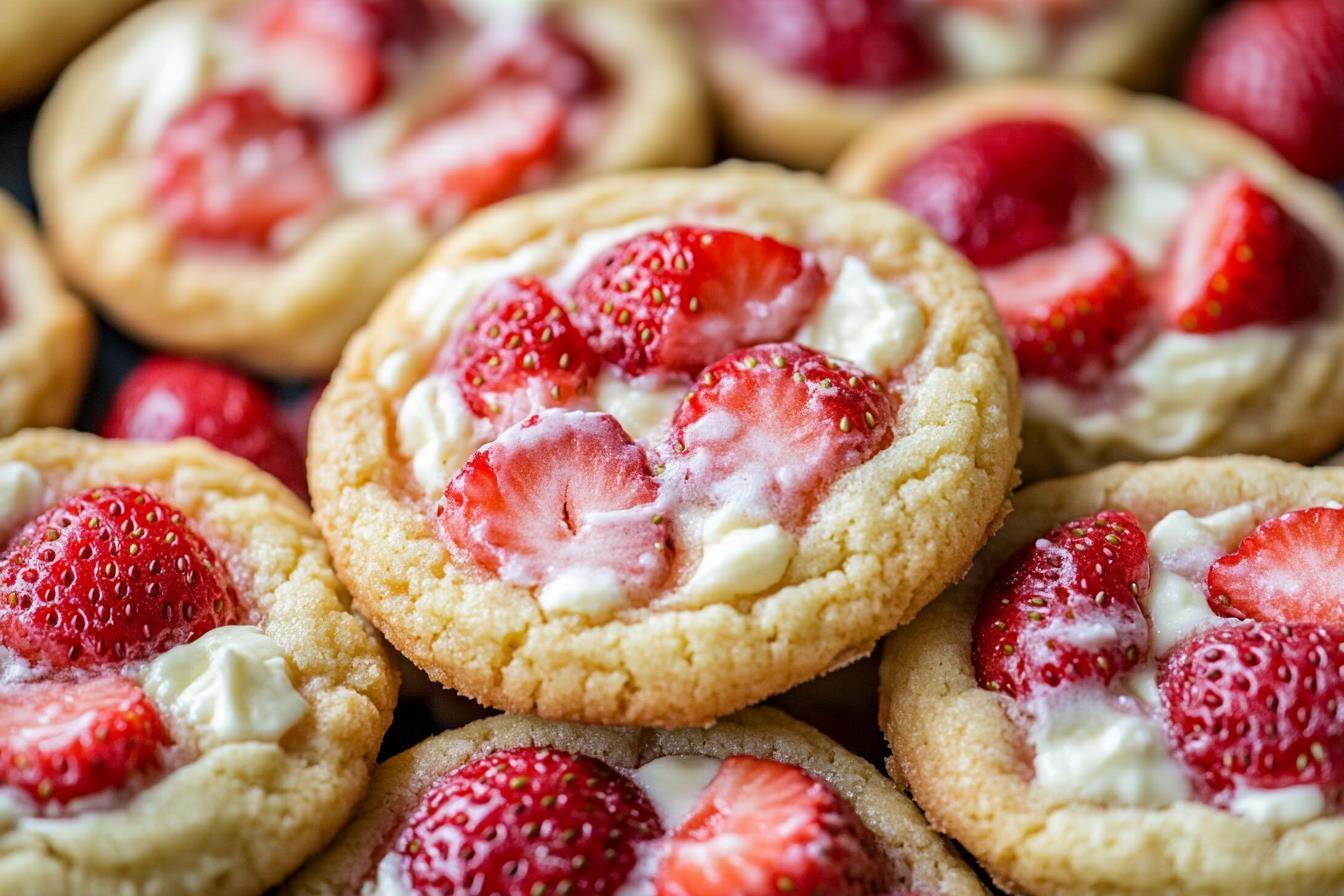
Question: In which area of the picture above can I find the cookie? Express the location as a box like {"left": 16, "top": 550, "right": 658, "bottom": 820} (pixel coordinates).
{"left": 308, "top": 161, "right": 1020, "bottom": 727}
{"left": 881, "top": 456, "right": 1344, "bottom": 896}
{"left": 833, "top": 80, "right": 1344, "bottom": 482}
{"left": 696, "top": 0, "right": 1206, "bottom": 170}
{"left": 31, "top": 0, "right": 710, "bottom": 378}
{"left": 0, "top": 0, "right": 147, "bottom": 106}
{"left": 283, "top": 707, "right": 987, "bottom": 896}
{"left": 0, "top": 192, "right": 94, "bottom": 438}
{"left": 0, "top": 430, "right": 397, "bottom": 896}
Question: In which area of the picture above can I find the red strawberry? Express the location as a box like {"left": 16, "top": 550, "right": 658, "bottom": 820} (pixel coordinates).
{"left": 887, "top": 119, "right": 1110, "bottom": 268}
{"left": 972, "top": 511, "right": 1150, "bottom": 698}
{"left": 0, "top": 677, "right": 170, "bottom": 806}
{"left": 1161, "top": 170, "right": 1332, "bottom": 334}
{"left": 1183, "top": 0, "right": 1344, "bottom": 180}
{"left": 437, "top": 411, "right": 670, "bottom": 591}
{"left": 0, "top": 486, "right": 244, "bottom": 671}
{"left": 393, "top": 746, "right": 662, "bottom": 895}
{"left": 436, "top": 277, "right": 600, "bottom": 429}
{"left": 572, "top": 227, "right": 826, "bottom": 379}
{"left": 101, "top": 356, "right": 309, "bottom": 499}
{"left": 654, "top": 756, "right": 890, "bottom": 896}
{"left": 1159, "top": 622, "right": 1344, "bottom": 800}
{"left": 664, "top": 343, "right": 894, "bottom": 523}
{"left": 716, "top": 0, "right": 939, "bottom": 89}
{"left": 149, "top": 87, "right": 333, "bottom": 248}
{"left": 382, "top": 83, "right": 565, "bottom": 227}
{"left": 463, "top": 21, "right": 606, "bottom": 99}
{"left": 983, "top": 236, "right": 1149, "bottom": 386}
{"left": 1206, "top": 506, "right": 1344, "bottom": 626}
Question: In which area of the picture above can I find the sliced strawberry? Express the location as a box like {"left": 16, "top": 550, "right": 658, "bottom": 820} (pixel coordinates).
{"left": 149, "top": 87, "right": 333, "bottom": 248}
{"left": 1161, "top": 170, "right": 1332, "bottom": 334}
{"left": 572, "top": 227, "right": 826, "bottom": 379}
{"left": 654, "top": 756, "right": 890, "bottom": 896}
{"left": 101, "top": 356, "right": 309, "bottom": 499}
{"left": 887, "top": 119, "right": 1110, "bottom": 268}
{"left": 664, "top": 343, "right": 894, "bottom": 523}
{"left": 1159, "top": 622, "right": 1344, "bottom": 801}
{"left": 382, "top": 83, "right": 565, "bottom": 228}
{"left": 394, "top": 746, "right": 662, "bottom": 895}
{"left": 436, "top": 277, "right": 600, "bottom": 429}
{"left": 463, "top": 20, "right": 605, "bottom": 99}
{"left": 0, "top": 486, "right": 244, "bottom": 671}
{"left": 1206, "top": 506, "right": 1344, "bottom": 625}
{"left": 716, "top": 0, "right": 939, "bottom": 88}
{"left": 253, "top": 0, "right": 438, "bottom": 118}
{"left": 973, "top": 511, "right": 1150, "bottom": 699}
{"left": 437, "top": 411, "right": 670, "bottom": 592}
{"left": 0, "top": 677, "right": 170, "bottom": 806}
{"left": 983, "top": 236, "right": 1149, "bottom": 387}
{"left": 1183, "top": 0, "right": 1344, "bottom": 180}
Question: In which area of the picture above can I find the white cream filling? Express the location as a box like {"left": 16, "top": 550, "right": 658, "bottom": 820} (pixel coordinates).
{"left": 0, "top": 461, "right": 42, "bottom": 540}
{"left": 366, "top": 851, "right": 415, "bottom": 896}
{"left": 593, "top": 370, "right": 686, "bottom": 442}
{"left": 1092, "top": 127, "right": 1207, "bottom": 270}
{"left": 116, "top": 9, "right": 215, "bottom": 149}
{"left": 632, "top": 755, "right": 722, "bottom": 830}
{"left": 536, "top": 567, "right": 628, "bottom": 619}
{"left": 551, "top": 217, "right": 676, "bottom": 289}
{"left": 139, "top": 626, "right": 307, "bottom": 746}
{"left": 1230, "top": 784, "right": 1327, "bottom": 826}
{"left": 933, "top": 8, "right": 1048, "bottom": 78}
{"left": 675, "top": 504, "right": 796, "bottom": 608}
{"left": 796, "top": 256, "right": 925, "bottom": 376}
{"left": 396, "top": 376, "right": 492, "bottom": 496}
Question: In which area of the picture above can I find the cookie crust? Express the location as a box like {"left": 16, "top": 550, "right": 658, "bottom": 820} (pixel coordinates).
{"left": 0, "top": 0, "right": 147, "bottom": 106}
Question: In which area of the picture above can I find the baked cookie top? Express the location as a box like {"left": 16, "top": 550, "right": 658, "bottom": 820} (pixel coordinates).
{"left": 0, "top": 192, "right": 94, "bottom": 438}
{"left": 309, "top": 162, "right": 1020, "bottom": 727}
{"left": 283, "top": 707, "right": 988, "bottom": 896}
{"left": 0, "top": 430, "right": 397, "bottom": 896}
{"left": 0, "top": 0, "right": 147, "bottom": 106}
{"left": 881, "top": 456, "right": 1344, "bottom": 896}
{"left": 833, "top": 80, "right": 1344, "bottom": 481}
{"left": 31, "top": 0, "right": 709, "bottom": 377}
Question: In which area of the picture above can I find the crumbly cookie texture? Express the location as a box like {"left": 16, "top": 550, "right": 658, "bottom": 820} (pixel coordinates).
{"left": 832, "top": 80, "right": 1344, "bottom": 482}
{"left": 0, "top": 0, "right": 147, "bottom": 106}
{"left": 31, "top": 0, "right": 710, "bottom": 378}
{"left": 283, "top": 707, "right": 988, "bottom": 896}
{"left": 880, "top": 456, "right": 1344, "bottom": 896}
{"left": 0, "top": 430, "right": 398, "bottom": 896}
{"left": 308, "top": 161, "right": 1020, "bottom": 727}
{"left": 0, "top": 193, "right": 94, "bottom": 437}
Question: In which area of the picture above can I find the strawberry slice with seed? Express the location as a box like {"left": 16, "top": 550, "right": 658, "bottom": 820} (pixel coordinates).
{"left": 1206, "top": 506, "right": 1344, "bottom": 625}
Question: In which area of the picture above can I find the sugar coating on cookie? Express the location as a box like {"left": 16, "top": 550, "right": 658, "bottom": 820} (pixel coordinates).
{"left": 0, "top": 430, "right": 396, "bottom": 896}
{"left": 309, "top": 163, "right": 1019, "bottom": 727}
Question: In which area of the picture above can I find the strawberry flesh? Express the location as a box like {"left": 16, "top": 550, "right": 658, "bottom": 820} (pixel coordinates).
{"left": 463, "top": 20, "right": 606, "bottom": 100}
{"left": 1207, "top": 506, "right": 1344, "bottom": 626}
{"left": 394, "top": 746, "right": 662, "bottom": 895}
{"left": 572, "top": 227, "right": 826, "bottom": 379}
{"left": 973, "top": 511, "right": 1151, "bottom": 699}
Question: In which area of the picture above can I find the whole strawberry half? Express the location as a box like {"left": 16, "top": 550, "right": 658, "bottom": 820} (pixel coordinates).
{"left": 664, "top": 343, "right": 894, "bottom": 524}
{"left": 1159, "top": 622, "right": 1344, "bottom": 801}
{"left": 1206, "top": 506, "right": 1344, "bottom": 626}
{"left": 102, "top": 356, "right": 309, "bottom": 499}
{"left": 984, "top": 236, "right": 1149, "bottom": 387}
{"left": 0, "top": 486, "right": 244, "bottom": 670}
{"left": 437, "top": 276, "right": 599, "bottom": 429}
{"left": 887, "top": 118, "right": 1110, "bottom": 268}
{"left": 437, "top": 411, "right": 670, "bottom": 592}
{"left": 463, "top": 20, "right": 606, "bottom": 100}
{"left": 973, "top": 511, "right": 1151, "bottom": 698}
{"left": 149, "top": 87, "right": 333, "bottom": 248}
{"left": 1183, "top": 0, "right": 1344, "bottom": 180}
{"left": 393, "top": 746, "right": 662, "bottom": 896}
{"left": 0, "top": 677, "right": 170, "bottom": 806}
{"left": 716, "top": 0, "right": 939, "bottom": 89}
{"left": 1161, "top": 170, "right": 1332, "bottom": 334}
{"left": 572, "top": 226, "right": 826, "bottom": 379}
{"left": 654, "top": 755, "right": 890, "bottom": 896}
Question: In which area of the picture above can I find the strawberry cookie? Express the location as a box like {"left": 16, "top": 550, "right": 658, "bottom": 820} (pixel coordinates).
{"left": 0, "top": 429, "right": 397, "bottom": 895}
{"left": 0, "top": 193, "right": 94, "bottom": 439}
{"left": 833, "top": 80, "right": 1344, "bottom": 482}
{"left": 31, "top": 0, "right": 709, "bottom": 379}
{"left": 0, "top": 0, "right": 147, "bottom": 105}
{"left": 696, "top": 0, "right": 1206, "bottom": 170}
{"left": 881, "top": 456, "right": 1344, "bottom": 896}
{"left": 283, "top": 707, "right": 988, "bottom": 896}
{"left": 308, "top": 163, "right": 1019, "bottom": 726}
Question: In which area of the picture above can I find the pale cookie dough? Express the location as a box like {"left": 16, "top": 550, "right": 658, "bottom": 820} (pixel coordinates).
{"left": 308, "top": 162, "right": 1020, "bottom": 727}
{"left": 697, "top": 0, "right": 1206, "bottom": 170}
{"left": 833, "top": 80, "right": 1344, "bottom": 482}
{"left": 880, "top": 456, "right": 1344, "bottom": 896}
{"left": 0, "top": 0, "right": 147, "bottom": 106}
{"left": 0, "top": 430, "right": 398, "bottom": 896}
{"left": 0, "top": 193, "right": 94, "bottom": 438}
{"left": 283, "top": 707, "right": 988, "bottom": 896}
{"left": 31, "top": 0, "right": 710, "bottom": 378}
